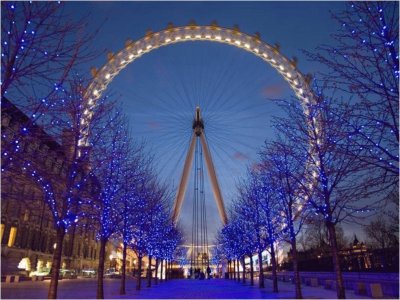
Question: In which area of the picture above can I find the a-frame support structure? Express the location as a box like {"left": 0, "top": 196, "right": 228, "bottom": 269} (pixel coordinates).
{"left": 171, "top": 107, "right": 228, "bottom": 225}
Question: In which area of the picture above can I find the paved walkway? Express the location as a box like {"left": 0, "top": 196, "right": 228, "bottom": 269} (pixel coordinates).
{"left": 1, "top": 277, "right": 373, "bottom": 299}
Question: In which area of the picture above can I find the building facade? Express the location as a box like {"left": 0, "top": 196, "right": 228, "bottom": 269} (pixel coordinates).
{"left": 1, "top": 98, "right": 129, "bottom": 277}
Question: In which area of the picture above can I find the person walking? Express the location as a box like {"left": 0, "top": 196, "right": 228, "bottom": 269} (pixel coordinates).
{"left": 206, "top": 266, "right": 211, "bottom": 279}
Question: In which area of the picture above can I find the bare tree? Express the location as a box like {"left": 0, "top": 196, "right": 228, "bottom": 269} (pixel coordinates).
{"left": 144, "top": 181, "right": 172, "bottom": 288}
{"left": 1, "top": 1, "right": 97, "bottom": 100}
{"left": 218, "top": 215, "right": 243, "bottom": 283}
{"left": 273, "top": 92, "right": 379, "bottom": 299}
{"left": 117, "top": 145, "right": 151, "bottom": 295}
{"left": 89, "top": 110, "right": 131, "bottom": 299}
{"left": 306, "top": 1, "right": 399, "bottom": 196}
{"left": 364, "top": 217, "right": 398, "bottom": 250}
{"left": 299, "top": 219, "right": 349, "bottom": 253}
{"left": 237, "top": 170, "right": 282, "bottom": 291}
{"left": 127, "top": 172, "right": 177, "bottom": 291}
{"left": 260, "top": 141, "right": 308, "bottom": 299}
{"left": 1, "top": 1, "right": 99, "bottom": 176}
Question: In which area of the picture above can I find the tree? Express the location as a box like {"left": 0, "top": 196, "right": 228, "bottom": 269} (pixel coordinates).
{"left": 299, "top": 219, "right": 349, "bottom": 253}
{"left": 237, "top": 170, "right": 280, "bottom": 291}
{"left": 3, "top": 76, "right": 114, "bottom": 299}
{"left": 382, "top": 186, "right": 399, "bottom": 236}
{"left": 155, "top": 221, "right": 183, "bottom": 282}
{"left": 273, "top": 92, "right": 378, "bottom": 299}
{"left": 364, "top": 217, "right": 398, "bottom": 250}
{"left": 225, "top": 205, "right": 252, "bottom": 284}
{"left": 128, "top": 173, "right": 181, "bottom": 290}
{"left": 143, "top": 181, "right": 172, "bottom": 288}
{"left": 89, "top": 110, "right": 131, "bottom": 299}
{"left": 306, "top": 1, "right": 399, "bottom": 197}
{"left": 1, "top": 1, "right": 96, "bottom": 100}
{"left": 260, "top": 141, "right": 308, "bottom": 299}
{"left": 1, "top": 2, "right": 99, "bottom": 175}
{"left": 218, "top": 217, "right": 243, "bottom": 282}
{"left": 117, "top": 146, "right": 151, "bottom": 295}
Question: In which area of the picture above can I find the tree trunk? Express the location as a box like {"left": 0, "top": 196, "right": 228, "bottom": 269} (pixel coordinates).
{"left": 168, "top": 260, "right": 171, "bottom": 279}
{"left": 270, "top": 242, "right": 278, "bottom": 293}
{"left": 238, "top": 259, "right": 241, "bottom": 281}
{"left": 249, "top": 254, "right": 254, "bottom": 286}
{"left": 119, "top": 242, "right": 127, "bottom": 295}
{"left": 241, "top": 256, "right": 246, "bottom": 284}
{"left": 154, "top": 258, "right": 159, "bottom": 285}
{"left": 136, "top": 255, "right": 142, "bottom": 290}
{"left": 236, "top": 259, "right": 240, "bottom": 282}
{"left": 164, "top": 259, "right": 168, "bottom": 281}
{"left": 147, "top": 255, "right": 152, "bottom": 287}
{"left": 258, "top": 249, "right": 264, "bottom": 288}
{"left": 291, "top": 238, "right": 302, "bottom": 299}
{"left": 160, "top": 259, "right": 164, "bottom": 282}
{"left": 96, "top": 237, "right": 107, "bottom": 299}
{"left": 228, "top": 260, "right": 231, "bottom": 279}
{"left": 233, "top": 259, "right": 236, "bottom": 280}
{"left": 327, "top": 222, "right": 346, "bottom": 299}
{"left": 47, "top": 227, "right": 65, "bottom": 299}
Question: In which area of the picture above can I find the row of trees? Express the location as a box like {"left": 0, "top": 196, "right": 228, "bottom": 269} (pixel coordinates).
{"left": 217, "top": 2, "right": 398, "bottom": 299}
{"left": 2, "top": 2, "right": 183, "bottom": 299}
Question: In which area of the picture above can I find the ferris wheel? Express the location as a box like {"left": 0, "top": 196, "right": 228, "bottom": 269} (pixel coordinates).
{"left": 80, "top": 22, "right": 319, "bottom": 254}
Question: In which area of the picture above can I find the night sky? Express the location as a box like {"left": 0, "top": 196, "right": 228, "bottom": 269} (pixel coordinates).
{"left": 64, "top": 1, "right": 361, "bottom": 244}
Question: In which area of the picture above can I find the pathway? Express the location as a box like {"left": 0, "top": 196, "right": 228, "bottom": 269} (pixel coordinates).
{"left": 1, "top": 277, "right": 373, "bottom": 299}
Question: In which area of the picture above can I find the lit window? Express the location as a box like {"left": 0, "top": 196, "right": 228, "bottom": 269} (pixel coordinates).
{"left": 18, "top": 257, "right": 31, "bottom": 271}
{"left": 1, "top": 224, "right": 4, "bottom": 241}
{"left": 8, "top": 226, "right": 17, "bottom": 247}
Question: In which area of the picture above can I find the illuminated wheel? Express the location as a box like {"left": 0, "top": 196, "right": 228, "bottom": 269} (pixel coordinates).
{"left": 82, "top": 23, "right": 319, "bottom": 241}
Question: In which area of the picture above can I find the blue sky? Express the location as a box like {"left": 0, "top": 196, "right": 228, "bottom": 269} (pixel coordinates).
{"left": 63, "top": 1, "right": 366, "bottom": 243}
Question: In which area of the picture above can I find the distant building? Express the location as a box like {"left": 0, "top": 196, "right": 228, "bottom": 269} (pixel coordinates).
{"left": 340, "top": 235, "right": 372, "bottom": 271}
{"left": 282, "top": 235, "right": 398, "bottom": 272}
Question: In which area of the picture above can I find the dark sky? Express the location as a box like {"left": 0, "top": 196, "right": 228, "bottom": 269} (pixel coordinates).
{"left": 63, "top": 1, "right": 367, "bottom": 244}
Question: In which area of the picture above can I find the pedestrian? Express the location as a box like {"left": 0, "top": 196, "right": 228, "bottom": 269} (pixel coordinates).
{"left": 206, "top": 266, "right": 211, "bottom": 279}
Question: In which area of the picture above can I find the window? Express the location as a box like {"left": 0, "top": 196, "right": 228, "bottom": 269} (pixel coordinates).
{"left": 0, "top": 223, "right": 4, "bottom": 241}
{"left": 8, "top": 226, "right": 17, "bottom": 247}
{"left": 23, "top": 210, "right": 29, "bottom": 222}
{"left": 17, "top": 257, "right": 31, "bottom": 271}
